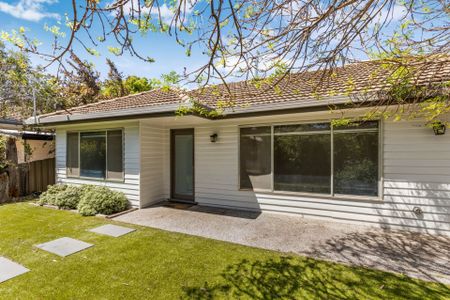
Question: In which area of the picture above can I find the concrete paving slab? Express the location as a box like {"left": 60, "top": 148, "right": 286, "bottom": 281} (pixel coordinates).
{"left": 0, "top": 257, "right": 29, "bottom": 283}
{"left": 89, "top": 224, "right": 135, "bottom": 237}
{"left": 36, "top": 237, "right": 93, "bottom": 257}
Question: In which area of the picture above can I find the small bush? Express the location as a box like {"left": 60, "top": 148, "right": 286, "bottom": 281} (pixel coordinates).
{"left": 57, "top": 185, "right": 85, "bottom": 209}
{"left": 77, "top": 185, "right": 128, "bottom": 216}
{"left": 38, "top": 184, "right": 68, "bottom": 206}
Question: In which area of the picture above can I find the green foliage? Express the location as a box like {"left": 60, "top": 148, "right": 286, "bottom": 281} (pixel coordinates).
{"left": 57, "top": 185, "right": 85, "bottom": 209}
{"left": 101, "top": 70, "right": 180, "bottom": 99}
{"left": 335, "top": 159, "right": 377, "bottom": 186}
{"left": 39, "top": 184, "right": 128, "bottom": 214}
{"left": 0, "top": 40, "right": 180, "bottom": 116}
{"left": 101, "top": 58, "right": 125, "bottom": 98}
{"left": 107, "top": 46, "right": 121, "bottom": 56}
{"left": 43, "top": 24, "right": 66, "bottom": 38}
{"left": 38, "top": 185, "right": 84, "bottom": 210}
{"left": 38, "top": 184, "right": 68, "bottom": 206}
{"left": 331, "top": 118, "right": 354, "bottom": 128}
{"left": 124, "top": 76, "right": 153, "bottom": 94}
{"left": 102, "top": 75, "right": 154, "bottom": 99}
{"left": 176, "top": 100, "right": 222, "bottom": 118}
{"left": 77, "top": 185, "right": 128, "bottom": 216}
{"left": 0, "top": 42, "right": 62, "bottom": 118}
{"left": 0, "top": 136, "right": 7, "bottom": 170}
{"left": 160, "top": 71, "right": 180, "bottom": 87}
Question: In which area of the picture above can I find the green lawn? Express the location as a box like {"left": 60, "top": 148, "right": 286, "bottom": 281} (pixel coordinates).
{"left": 0, "top": 203, "right": 448, "bottom": 299}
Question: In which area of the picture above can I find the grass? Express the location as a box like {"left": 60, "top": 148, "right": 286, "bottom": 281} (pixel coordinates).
{"left": 0, "top": 203, "right": 449, "bottom": 299}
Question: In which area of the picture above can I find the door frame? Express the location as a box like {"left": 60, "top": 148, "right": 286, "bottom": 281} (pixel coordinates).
{"left": 170, "top": 128, "right": 195, "bottom": 202}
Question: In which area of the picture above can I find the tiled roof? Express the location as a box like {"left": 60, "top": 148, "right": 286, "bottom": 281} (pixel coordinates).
{"left": 189, "top": 58, "right": 450, "bottom": 108}
{"left": 36, "top": 57, "right": 450, "bottom": 122}
{"left": 38, "top": 88, "right": 189, "bottom": 119}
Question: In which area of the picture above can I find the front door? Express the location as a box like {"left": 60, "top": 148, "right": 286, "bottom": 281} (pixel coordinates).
{"left": 171, "top": 129, "right": 195, "bottom": 202}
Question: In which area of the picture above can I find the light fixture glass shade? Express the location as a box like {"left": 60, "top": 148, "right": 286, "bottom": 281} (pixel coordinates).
{"left": 210, "top": 133, "right": 218, "bottom": 142}
{"left": 432, "top": 122, "right": 446, "bottom": 135}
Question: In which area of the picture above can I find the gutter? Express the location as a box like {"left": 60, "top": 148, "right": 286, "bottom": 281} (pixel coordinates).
{"left": 0, "top": 118, "right": 22, "bottom": 126}
{"left": 0, "top": 129, "right": 54, "bottom": 140}
{"left": 25, "top": 102, "right": 195, "bottom": 126}
{"left": 220, "top": 95, "right": 354, "bottom": 116}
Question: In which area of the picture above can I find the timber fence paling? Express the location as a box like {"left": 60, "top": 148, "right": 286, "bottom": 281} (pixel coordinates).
{"left": 19, "top": 158, "right": 55, "bottom": 195}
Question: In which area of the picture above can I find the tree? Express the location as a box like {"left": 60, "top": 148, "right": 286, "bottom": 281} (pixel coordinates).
{"left": 123, "top": 76, "right": 153, "bottom": 95}
{"left": 3, "top": 1, "right": 447, "bottom": 82}
{"left": 0, "top": 42, "right": 61, "bottom": 119}
{"left": 59, "top": 52, "right": 101, "bottom": 108}
{"left": 1, "top": 1, "right": 448, "bottom": 123}
{"left": 101, "top": 58, "right": 126, "bottom": 99}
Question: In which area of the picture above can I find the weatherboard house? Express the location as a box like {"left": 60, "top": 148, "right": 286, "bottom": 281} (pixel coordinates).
{"left": 27, "top": 59, "right": 450, "bottom": 235}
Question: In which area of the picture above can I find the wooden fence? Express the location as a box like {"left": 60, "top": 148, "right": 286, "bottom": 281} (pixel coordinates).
{"left": 19, "top": 158, "right": 55, "bottom": 196}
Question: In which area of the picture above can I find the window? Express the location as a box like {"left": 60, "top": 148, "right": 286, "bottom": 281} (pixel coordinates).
{"left": 239, "top": 121, "right": 380, "bottom": 198}
{"left": 66, "top": 130, "right": 123, "bottom": 180}
{"left": 67, "top": 132, "right": 79, "bottom": 177}
{"left": 274, "top": 123, "right": 331, "bottom": 193}
{"left": 107, "top": 130, "right": 124, "bottom": 180}
{"left": 333, "top": 121, "right": 379, "bottom": 196}
{"left": 240, "top": 127, "right": 272, "bottom": 190}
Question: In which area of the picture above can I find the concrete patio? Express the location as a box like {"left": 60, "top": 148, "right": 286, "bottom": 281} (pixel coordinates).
{"left": 114, "top": 202, "right": 450, "bottom": 284}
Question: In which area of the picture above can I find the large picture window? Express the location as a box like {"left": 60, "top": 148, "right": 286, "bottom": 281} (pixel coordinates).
{"left": 66, "top": 130, "right": 123, "bottom": 180}
{"left": 240, "top": 121, "right": 380, "bottom": 198}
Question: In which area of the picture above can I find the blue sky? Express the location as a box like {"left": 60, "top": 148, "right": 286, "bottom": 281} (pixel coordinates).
{"left": 0, "top": 0, "right": 429, "bottom": 83}
{"left": 0, "top": 0, "right": 206, "bottom": 79}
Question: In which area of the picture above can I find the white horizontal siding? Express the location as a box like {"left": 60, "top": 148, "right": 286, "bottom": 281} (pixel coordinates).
{"left": 193, "top": 117, "right": 450, "bottom": 235}
{"left": 55, "top": 124, "right": 140, "bottom": 207}
{"left": 139, "top": 122, "right": 169, "bottom": 207}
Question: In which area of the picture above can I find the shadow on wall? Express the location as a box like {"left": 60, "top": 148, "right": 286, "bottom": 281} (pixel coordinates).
{"left": 181, "top": 256, "right": 450, "bottom": 299}
{"left": 378, "top": 181, "right": 450, "bottom": 234}
{"left": 304, "top": 229, "right": 450, "bottom": 284}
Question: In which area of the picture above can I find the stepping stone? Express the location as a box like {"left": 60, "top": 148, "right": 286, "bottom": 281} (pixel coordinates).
{"left": 0, "top": 257, "right": 29, "bottom": 283}
{"left": 89, "top": 224, "right": 135, "bottom": 237}
{"left": 36, "top": 237, "right": 93, "bottom": 257}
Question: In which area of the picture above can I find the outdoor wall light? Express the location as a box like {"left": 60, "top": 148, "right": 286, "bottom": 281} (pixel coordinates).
{"left": 210, "top": 133, "right": 218, "bottom": 143}
{"left": 432, "top": 121, "right": 446, "bottom": 135}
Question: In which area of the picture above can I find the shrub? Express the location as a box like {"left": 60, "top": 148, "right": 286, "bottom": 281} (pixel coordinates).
{"left": 38, "top": 184, "right": 84, "bottom": 209}
{"left": 57, "top": 185, "right": 85, "bottom": 209}
{"left": 77, "top": 185, "right": 128, "bottom": 216}
{"left": 38, "top": 184, "right": 68, "bottom": 206}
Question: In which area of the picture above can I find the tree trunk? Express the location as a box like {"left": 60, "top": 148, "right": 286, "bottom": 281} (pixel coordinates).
{"left": 6, "top": 137, "right": 19, "bottom": 199}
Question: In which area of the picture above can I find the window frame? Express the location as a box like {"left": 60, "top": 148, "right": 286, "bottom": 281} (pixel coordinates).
{"left": 238, "top": 120, "right": 383, "bottom": 201}
{"left": 66, "top": 128, "right": 124, "bottom": 182}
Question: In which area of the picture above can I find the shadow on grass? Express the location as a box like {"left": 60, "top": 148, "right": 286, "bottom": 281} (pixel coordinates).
{"left": 182, "top": 256, "right": 450, "bottom": 299}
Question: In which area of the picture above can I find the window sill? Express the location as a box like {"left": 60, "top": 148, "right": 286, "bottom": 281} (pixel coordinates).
{"left": 239, "top": 188, "right": 383, "bottom": 202}
{"left": 66, "top": 176, "right": 125, "bottom": 184}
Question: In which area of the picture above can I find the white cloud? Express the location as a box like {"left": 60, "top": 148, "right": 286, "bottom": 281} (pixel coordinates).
{"left": 108, "top": 0, "right": 192, "bottom": 23}
{"left": 0, "top": 0, "right": 59, "bottom": 22}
